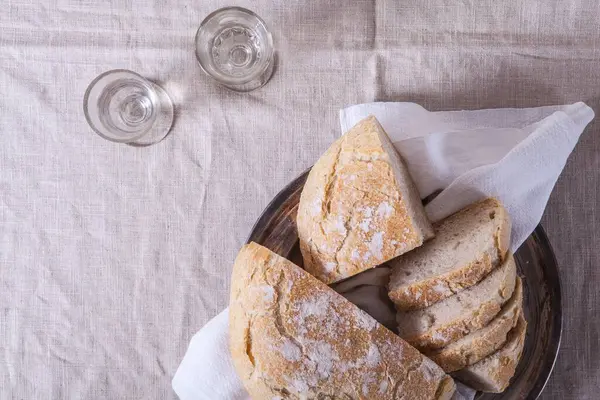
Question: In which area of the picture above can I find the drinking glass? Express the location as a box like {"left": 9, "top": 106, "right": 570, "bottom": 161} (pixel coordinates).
{"left": 83, "top": 69, "right": 174, "bottom": 146}
{"left": 195, "top": 7, "right": 274, "bottom": 91}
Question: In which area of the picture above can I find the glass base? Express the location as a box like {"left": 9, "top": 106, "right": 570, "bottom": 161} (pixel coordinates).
{"left": 214, "top": 54, "right": 275, "bottom": 92}
{"left": 127, "top": 82, "right": 174, "bottom": 146}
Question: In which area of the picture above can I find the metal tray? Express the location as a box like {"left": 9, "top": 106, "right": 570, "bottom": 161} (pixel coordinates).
{"left": 248, "top": 171, "right": 562, "bottom": 400}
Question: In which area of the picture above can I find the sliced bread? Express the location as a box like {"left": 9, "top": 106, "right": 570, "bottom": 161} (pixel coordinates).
{"left": 396, "top": 253, "right": 517, "bottom": 351}
{"left": 427, "top": 277, "right": 523, "bottom": 372}
{"left": 297, "top": 115, "right": 434, "bottom": 284}
{"left": 388, "top": 198, "right": 511, "bottom": 311}
{"left": 229, "top": 242, "right": 456, "bottom": 399}
{"left": 452, "top": 313, "right": 527, "bottom": 393}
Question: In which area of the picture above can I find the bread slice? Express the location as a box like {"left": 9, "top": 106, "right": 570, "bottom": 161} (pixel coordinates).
{"left": 427, "top": 277, "right": 523, "bottom": 372}
{"left": 396, "top": 254, "right": 517, "bottom": 351}
{"left": 230, "top": 242, "right": 455, "bottom": 400}
{"left": 453, "top": 313, "right": 527, "bottom": 393}
{"left": 297, "top": 115, "right": 434, "bottom": 284}
{"left": 388, "top": 198, "right": 511, "bottom": 311}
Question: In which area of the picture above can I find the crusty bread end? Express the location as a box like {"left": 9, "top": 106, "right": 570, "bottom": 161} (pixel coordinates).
{"left": 452, "top": 312, "right": 527, "bottom": 393}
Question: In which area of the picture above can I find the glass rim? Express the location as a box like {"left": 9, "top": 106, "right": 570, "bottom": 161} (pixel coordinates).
{"left": 83, "top": 69, "right": 155, "bottom": 143}
{"left": 194, "top": 6, "right": 274, "bottom": 86}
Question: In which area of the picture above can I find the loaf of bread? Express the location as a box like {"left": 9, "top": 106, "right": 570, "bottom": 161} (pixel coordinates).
{"left": 453, "top": 313, "right": 527, "bottom": 392}
{"left": 388, "top": 198, "right": 511, "bottom": 311}
{"left": 229, "top": 242, "right": 456, "bottom": 399}
{"left": 427, "top": 277, "right": 523, "bottom": 372}
{"left": 297, "top": 115, "right": 434, "bottom": 284}
{"left": 396, "top": 254, "right": 517, "bottom": 351}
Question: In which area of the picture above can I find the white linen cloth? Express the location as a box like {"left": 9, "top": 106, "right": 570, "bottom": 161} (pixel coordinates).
{"left": 172, "top": 102, "right": 594, "bottom": 399}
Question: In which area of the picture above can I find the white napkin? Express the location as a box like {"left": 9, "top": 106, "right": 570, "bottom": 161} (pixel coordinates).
{"left": 172, "top": 309, "right": 248, "bottom": 399}
{"left": 173, "top": 102, "right": 594, "bottom": 400}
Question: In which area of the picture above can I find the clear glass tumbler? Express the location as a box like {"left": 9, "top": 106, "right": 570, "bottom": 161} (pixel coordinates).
{"left": 195, "top": 7, "right": 274, "bottom": 92}
{"left": 83, "top": 69, "right": 174, "bottom": 146}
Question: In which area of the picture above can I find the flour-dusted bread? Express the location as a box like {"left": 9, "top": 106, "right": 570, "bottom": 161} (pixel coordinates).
{"left": 396, "top": 254, "right": 517, "bottom": 351}
{"left": 297, "top": 116, "right": 434, "bottom": 284}
{"left": 230, "top": 242, "right": 456, "bottom": 400}
{"left": 453, "top": 313, "right": 527, "bottom": 393}
{"left": 427, "top": 277, "right": 523, "bottom": 372}
{"left": 389, "top": 198, "right": 511, "bottom": 311}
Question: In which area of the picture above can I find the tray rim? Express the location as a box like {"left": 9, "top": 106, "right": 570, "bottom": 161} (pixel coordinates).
{"left": 517, "top": 225, "right": 563, "bottom": 400}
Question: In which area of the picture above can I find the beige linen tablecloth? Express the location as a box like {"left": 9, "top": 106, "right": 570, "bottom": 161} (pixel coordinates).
{"left": 1, "top": 1, "right": 599, "bottom": 399}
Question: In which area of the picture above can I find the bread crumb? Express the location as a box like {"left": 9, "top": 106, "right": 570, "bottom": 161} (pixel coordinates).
{"left": 367, "top": 232, "right": 385, "bottom": 260}
{"left": 280, "top": 339, "right": 302, "bottom": 362}
{"left": 326, "top": 216, "right": 347, "bottom": 235}
{"left": 288, "top": 378, "right": 309, "bottom": 394}
{"left": 310, "top": 197, "right": 322, "bottom": 216}
{"left": 362, "top": 372, "right": 376, "bottom": 395}
{"left": 431, "top": 330, "right": 448, "bottom": 344}
{"left": 355, "top": 309, "right": 378, "bottom": 331}
{"left": 324, "top": 262, "right": 337, "bottom": 273}
{"left": 360, "top": 206, "right": 374, "bottom": 218}
{"left": 379, "top": 379, "right": 389, "bottom": 394}
{"left": 359, "top": 217, "right": 372, "bottom": 232}
{"left": 311, "top": 342, "right": 338, "bottom": 378}
{"left": 320, "top": 243, "right": 334, "bottom": 253}
{"left": 376, "top": 201, "right": 394, "bottom": 219}
{"left": 366, "top": 343, "right": 381, "bottom": 367}
{"left": 419, "top": 361, "right": 436, "bottom": 382}
{"left": 298, "top": 296, "right": 329, "bottom": 320}
{"left": 261, "top": 286, "right": 275, "bottom": 302}
{"left": 432, "top": 281, "right": 448, "bottom": 294}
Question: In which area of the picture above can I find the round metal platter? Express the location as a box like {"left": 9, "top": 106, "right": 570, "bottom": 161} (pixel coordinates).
{"left": 247, "top": 171, "right": 562, "bottom": 400}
